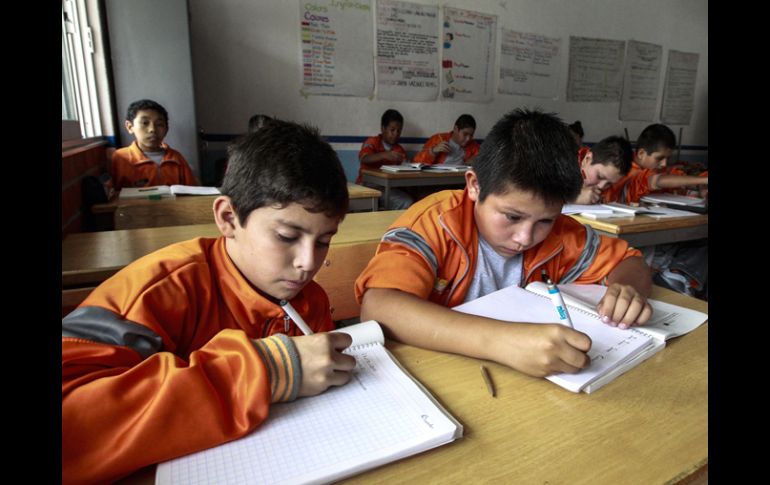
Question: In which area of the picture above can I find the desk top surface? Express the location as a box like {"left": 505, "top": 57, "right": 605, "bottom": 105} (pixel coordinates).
{"left": 362, "top": 168, "right": 468, "bottom": 179}
{"left": 570, "top": 213, "right": 708, "bottom": 235}
{"left": 117, "top": 286, "right": 707, "bottom": 485}
{"left": 62, "top": 210, "right": 404, "bottom": 287}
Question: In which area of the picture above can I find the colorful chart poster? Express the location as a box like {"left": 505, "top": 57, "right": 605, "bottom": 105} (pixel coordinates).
{"left": 376, "top": 0, "right": 439, "bottom": 101}
{"left": 567, "top": 36, "right": 625, "bottom": 102}
{"left": 299, "top": 0, "right": 374, "bottom": 97}
{"left": 619, "top": 40, "right": 663, "bottom": 121}
{"left": 440, "top": 7, "right": 497, "bottom": 103}
{"left": 498, "top": 29, "right": 562, "bottom": 99}
{"left": 660, "top": 50, "right": 699, "bottom": 125}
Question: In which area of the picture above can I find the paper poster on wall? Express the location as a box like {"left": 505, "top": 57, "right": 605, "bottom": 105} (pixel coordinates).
{"left": 440, "top": 7, "right": 497, "bottom": 103}
{"left": 299, "top": 0, "right": 374, "bottom": 97}
{"left": 376, "top": 0, "right": 439, "bottom": 101}
{"left": 567, "top": 36, "right": 625, "bottom": 102}
{"left": 619, "top": 40, "right": 663, "bottom": 121}
{"left": 498, "top": 29, "right": 561, "bottom": 99}
{"left": 660, "top": 50, "right": 699, "bottom": 125}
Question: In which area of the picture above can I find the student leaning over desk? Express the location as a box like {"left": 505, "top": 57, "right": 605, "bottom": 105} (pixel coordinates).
{"left": 574, "top": 135, "right": 633, "bottom": 204}
{"left": 413, "top": 114, "right": 481, "bottom": 166}
{"left": 62, "top": 120, "right": 357, "bottom": 484}
{"left": 355, "top": 109, "right": 653, "bottom": 379}
{"left": 111, "top": 99, "right": 199, "bottom": 190}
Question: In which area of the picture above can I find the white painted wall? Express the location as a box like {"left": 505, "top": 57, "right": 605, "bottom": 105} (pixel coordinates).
{"left": 106, "top": 0, "right": 199, "bottom": 174}
{"left": 188, "top": 0, "right": 707, "bottom": 146}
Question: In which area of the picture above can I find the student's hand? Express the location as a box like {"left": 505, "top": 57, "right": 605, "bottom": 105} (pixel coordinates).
{"left": 292, "top": 332, "right": 357, "bottom": 397}
{"left": 575, "top": 186, "right": 601, "bottom": 204}
{"left": 385, "top": 151, "right": 405, "bottom": 162}
{"left": 432, "top": 141, "right": 450, "bottom": 154}
{"left": 597, "top": 283, "right": 653, "bottom": 329}
{"left": 491, "top": 323, "right": 592, "bottom": 378}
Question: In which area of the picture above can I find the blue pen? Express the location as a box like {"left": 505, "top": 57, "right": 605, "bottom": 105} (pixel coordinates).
{"left": 541, "top": 270, "right": 574, "bottom": 329}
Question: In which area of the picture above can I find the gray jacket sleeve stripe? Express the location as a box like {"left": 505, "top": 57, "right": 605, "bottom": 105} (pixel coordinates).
{"left": 560, "top": 225, "right": 601, "bottom": 284}
{"left": 382, "top": 228, "right": 438, "bottom": 275}
{"left": 62, "top": 306, "right": 163, "bottom": 359}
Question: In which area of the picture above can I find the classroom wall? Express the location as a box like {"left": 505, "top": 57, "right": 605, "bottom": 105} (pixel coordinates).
{"left": 105, "top": 0, "right": 199, "bottom": 175}
{"left": 187, "top": 0, "right": 708, "bottom": 175}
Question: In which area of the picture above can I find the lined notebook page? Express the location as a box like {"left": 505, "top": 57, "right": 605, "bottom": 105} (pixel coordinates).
{"left": 156, "top": 323, "right": 461, "bottom": 485}
{"left": 453, "top": 285, "right": 654, "bottom": 393}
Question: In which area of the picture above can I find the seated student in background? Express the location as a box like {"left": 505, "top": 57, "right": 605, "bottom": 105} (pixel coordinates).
{"left": 602, "top": 123, "right": 708, "bottom": 204}
{"left": 111, "top": 99, "right": 198, "bottom": 190}
{"left": 358, "top": 109, "right": 413, "bottom": 210}
{"left": 413, "top": 114, "right": 480, "bottom": 166}
{"left": 63, "top": 120, "right": 357, "bottom": 484}
{"left": 569, "top": 120, "right": 585, "bottom": 150}
{"left": 355, "top": 109, "right": 652, "bottom": 379}
{"left": 574, "top": 135, "right": 633, "bottom": 204}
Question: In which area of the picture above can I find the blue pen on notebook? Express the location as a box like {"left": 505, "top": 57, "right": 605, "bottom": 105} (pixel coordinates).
{"left": 541, "top": 269, "right": 574, "bottom": 329}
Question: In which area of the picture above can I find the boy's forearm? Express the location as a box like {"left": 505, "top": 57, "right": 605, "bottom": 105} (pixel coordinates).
{"left": 649, "top": 173, "right": 708, "bottom": 190}
{"left": 606, "top": 256, "right": 652, "bottom": 297}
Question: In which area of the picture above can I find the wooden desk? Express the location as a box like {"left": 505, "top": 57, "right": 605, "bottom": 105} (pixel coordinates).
{"left": 570, "top": 213, "right": 708, "bottom": 247}
{"left": 62, "top": 210, "right": 404, "bottom": 289}
{"left": 118, "top": 286, "right": 707, "bottom": 485}
{"left": 346, "top": 182, "right": 381, "bottom": 212}
{"left": 361, "top": 168, "right": 466, "bottom": 209}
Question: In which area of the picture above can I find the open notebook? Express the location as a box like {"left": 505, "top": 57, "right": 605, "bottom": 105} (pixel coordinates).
{"left": 380, "top": 163, "right": 470, "bottom": 173}
{"left": 118, "top": 185, "right": 220, "bottom": 199}
{"left": 156, "top": 321, "right": 462, "bottom": 485}
{"left": 454, "top": 283, "right": 707, "bottom": 393}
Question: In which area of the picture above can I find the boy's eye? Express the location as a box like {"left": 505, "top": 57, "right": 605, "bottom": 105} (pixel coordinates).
{"left": 505, "top": 214, "right": 521, "bottom": 222}
{"left": 276, "top": 233, "right": 298, "bottom": 243}
{"left": 316, "top": 239, "right": 331, "bottom": 248}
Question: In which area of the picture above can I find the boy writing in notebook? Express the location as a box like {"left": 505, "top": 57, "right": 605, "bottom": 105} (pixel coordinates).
{"left": 355, "top": 109, "right": 652, "bottom": 379}
{"left": 413, "top": 114, "right": 480, "bottom": 166}
{"left": 574, "top": 135, "right": 633, "bottom": 204}
{"left": 602, "top": 123, "right": 708, "bottom": 204}
{"left": 111, "top": 99, "right": 198, "bottom": 190}
{"left": 358, "top": 109, "right": 413, "bottom": 209}
{"left": 63, "top": 120, "right": 357, "bottom": 484}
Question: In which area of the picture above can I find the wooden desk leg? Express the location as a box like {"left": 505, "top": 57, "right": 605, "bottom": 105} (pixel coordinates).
{"left": 371, "top": 197, "right": 378, "bottom": 211}
{"left": 383, "top": 184, "right": 391, "bottom": 210}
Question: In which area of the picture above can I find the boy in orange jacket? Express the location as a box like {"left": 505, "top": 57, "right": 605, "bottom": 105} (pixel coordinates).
{"left": 63, "top": 120, "right": 357, "bottom": 484}
{"left": 358, "top": 109, "right": 412, "bottom": 209}
{"left": 574, "top": 135, "right": 633, "bottom": 204}
{"left": 111, "top": 99, "right": 198, "bottom": 190}
{"left": 602, "top": 124, "right": 708, "bottom": 203}
{"left": 413, "top": 114, "right": 480, "bottom": 166}
{"left": 356, "top": 109, "right": 652, "bottom": 379}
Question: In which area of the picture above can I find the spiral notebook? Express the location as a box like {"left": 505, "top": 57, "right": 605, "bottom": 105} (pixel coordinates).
{"left": 156, "top": 321, "right": 462, "bottom": 485}
{"left": 454, "top": 283, "right": 707, "bottom": 393}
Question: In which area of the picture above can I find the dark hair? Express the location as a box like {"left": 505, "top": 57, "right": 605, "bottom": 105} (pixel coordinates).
{"left": 248, "top": 114, "right": 273, "bottom": 133}
{"left": 125, "top": 99, "right": 168, "bottom": 122}
{"left": 454, "top": 114, "right": 476, "bottom": 131}
{"left": 636, "top": 123, "right": 676, "bottom": 154}
{"left": 220, "top": 119, "right": 349, "bottom": 225}
{"left": 568, "top": 121, "right": 584, "bottom": 138}
{"left": 473, "top": 108, "right": 582, "bottom": 205}
{"left": 380, "top": 109, "right": 404, "bottom": 129}
{"left": 589, "top": 135, "right": 633, "bottom": 176}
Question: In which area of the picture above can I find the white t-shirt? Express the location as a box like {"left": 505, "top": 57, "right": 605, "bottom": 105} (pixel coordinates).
{"left": 463, "top": 235, "right": 523, "bottom": 303}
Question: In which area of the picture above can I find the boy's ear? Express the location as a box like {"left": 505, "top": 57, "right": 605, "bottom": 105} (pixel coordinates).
{"left": 466, "top": 170, "right": 481, "bottom": 202}
{"left": 213, "top": 196, "right": 240, "bottom": 238}
{"left": 124, "top": 120, "right": 134, "bottom": 134}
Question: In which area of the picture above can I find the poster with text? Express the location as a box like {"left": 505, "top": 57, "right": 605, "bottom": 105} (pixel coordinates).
{"left": 376, "top": 0, "right": 439, "bottom": 101}
{"left": 300, "top": 0, "right": 374, "bottom": 97}
{"left": 660, "top": 50, "right": 699, "bottom": 125}
{"left": 567, "top": 36, "right": 625, "bottom": 102}
{"left": 441, "top": 7, "right": 497, "bottom": 103}
{"left": 619, "top": 40, "right": 663, "bottom": 121}
{"left": 498, "top": 29, "right": 561, "bottom": 99}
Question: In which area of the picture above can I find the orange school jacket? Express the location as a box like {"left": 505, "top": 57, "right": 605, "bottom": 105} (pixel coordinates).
{"left": 357, "top": 134, "right": 407, "bottom": 183}
{"left": 355, "top": 189, "right": 641, "bottom": 308}
{"left": 111, "top": 141, "right": 198, "bottom": 190}
{"left": 412, "top": 132, "right": 480, "bottom": 165}
{"left": 62, "top": 237, "right": 334, "bottom": 484}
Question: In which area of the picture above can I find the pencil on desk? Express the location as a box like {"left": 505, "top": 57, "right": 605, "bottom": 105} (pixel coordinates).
{"left": 480, "top": 365, "right": 495, "bottom": 398}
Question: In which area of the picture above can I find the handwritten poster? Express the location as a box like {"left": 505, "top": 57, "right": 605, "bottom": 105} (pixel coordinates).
{"left": 498, "top": 29, "right": 561, "bottom": 99}
{"left": 619, "top": 40, "right": 663, "bottom": 121}
{"left": 441, "top": 7, "right": 497, "bottom": 103}
{"left": 660, "top": 50, "right": 699, "bottom": 125}
{"left": 299, "top": 0, "right": 374, "bottom": 97}
{"left": 567, "top": 36, "right": 625, "bottom": 102}
{"left": 376, "top": 0, "right": 439, "bottom": 101}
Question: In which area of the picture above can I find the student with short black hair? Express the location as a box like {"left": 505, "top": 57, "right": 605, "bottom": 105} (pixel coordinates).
{"left": 575, "top": 135, "right": 633, "bottom": 204}
{"left": 414, "top": 114, "right": 480, "bottom": 166}
{"left": 111, "top": 99, "right": 198, "bottom": 190}
{"left": 63, "top": 120, "right": 356, "bottom": 484}
{"left": 356, "top": 109, "right": 652, "bottom": 379}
